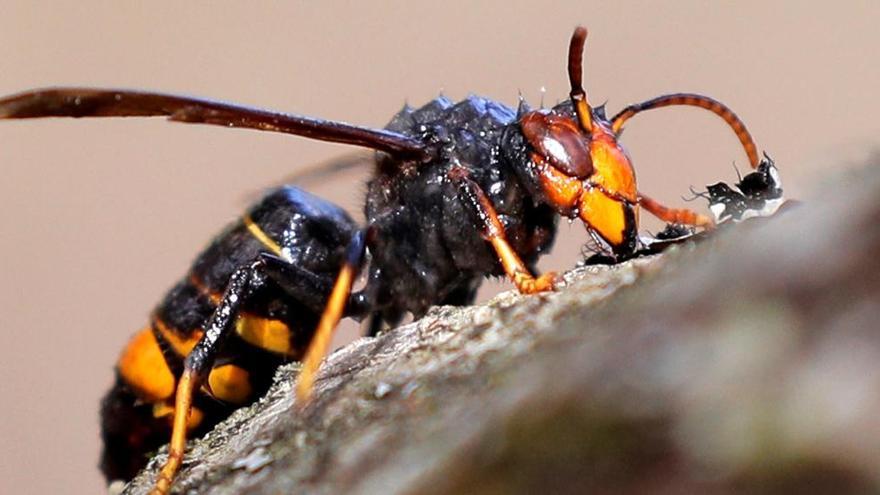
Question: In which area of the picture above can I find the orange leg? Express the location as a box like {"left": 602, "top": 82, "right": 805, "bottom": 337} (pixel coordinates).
{"left": 295, "top": 230, "right": 367, "bottom": 404}
{"left": 490, "top": 236, "right": 557, "bottom": 294}
{"left": 638, "top": 193, "right": 714, "bottom": 229}
{"left": 451, "top": 167, "right": 556, "bottom": 294}
{"left": 150, "top": 371, "right": 196, "bottom": 495}
{"left": 150, "top": 261, "right": 261, "bottom": 494}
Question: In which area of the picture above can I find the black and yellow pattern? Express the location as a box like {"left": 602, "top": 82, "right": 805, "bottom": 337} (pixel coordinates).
{"left": 100, "top": 186, "right": 357, "bottom": 481}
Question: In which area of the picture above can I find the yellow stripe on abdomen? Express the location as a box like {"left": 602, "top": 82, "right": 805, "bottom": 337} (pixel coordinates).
{"left": 235, "top": 313, "right": 295, "bottom": 355}
{"left": 153, "top": 317, "right": 203, "bottom": 357}
{"left": 118, "top": 327, "right": 176, "bottom": 402}
{"left": 244, "top": 214, "right": 289, "bottom": 260}
{"left": 207, "top": 364, "right": 252, "bottom": 404}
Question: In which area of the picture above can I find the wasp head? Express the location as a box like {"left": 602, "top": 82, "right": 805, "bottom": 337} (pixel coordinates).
{"left": 513, "top": 26, "right": 639, "bottom": 255}
{"left": 508, "top": 26, "right": 764, "bottom": 257}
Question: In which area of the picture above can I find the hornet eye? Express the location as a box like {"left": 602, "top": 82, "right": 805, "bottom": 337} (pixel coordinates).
{"left": 521, "top": 111, "right": 593, "bottom": 179}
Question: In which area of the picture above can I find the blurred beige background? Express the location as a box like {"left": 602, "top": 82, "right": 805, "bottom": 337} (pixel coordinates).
{"left": 1, "top": 2, "right": 877, "bottom": 493}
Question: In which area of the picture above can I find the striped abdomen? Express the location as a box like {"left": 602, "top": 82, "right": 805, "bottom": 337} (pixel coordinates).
{"left": 101, "top": 186, "right": 357, "bottom": 480}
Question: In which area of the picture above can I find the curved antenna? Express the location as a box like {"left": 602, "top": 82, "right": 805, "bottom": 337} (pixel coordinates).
{"left": 610, "top": 93, "right": 759, "bottom": 169}
{"left": 0, "top": 88, "right": 430, "bottom": 160}
{"left": 568, "top": 26, "right": 593, "bottom": 133}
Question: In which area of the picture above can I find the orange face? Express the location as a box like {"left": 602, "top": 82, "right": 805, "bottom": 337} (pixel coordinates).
{"left": 521, "top": 109, "right": 639, "bottom": 253}
{"left": 512, "top": 25, "right": 760, "bottom": 256}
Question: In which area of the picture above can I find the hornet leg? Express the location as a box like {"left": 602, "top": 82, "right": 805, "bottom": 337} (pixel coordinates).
{"left": 295, "top": 229, "right": 369, "bottom": 404}
{"left": 451, "top": 167, "right": 556, "bottom": 294}
{"left": 153, "top": 248, "right": 374, "bottom": 492}
{"left": 151, "top": 259, "right": 264, "bottom": 495}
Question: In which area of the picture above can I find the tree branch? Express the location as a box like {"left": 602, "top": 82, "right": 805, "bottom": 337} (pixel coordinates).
{"left": 124, "top": 160, "right": 880, "bottom": 495}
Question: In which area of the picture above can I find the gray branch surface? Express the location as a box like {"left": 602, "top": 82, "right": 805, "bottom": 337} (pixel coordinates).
{"left": 125, "top": 163, "right": 880, "bottom": 495}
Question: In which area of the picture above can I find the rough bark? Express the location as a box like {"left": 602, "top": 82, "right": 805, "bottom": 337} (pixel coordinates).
{"left": 123, "top": 162, "right": 880, "bottom": 495}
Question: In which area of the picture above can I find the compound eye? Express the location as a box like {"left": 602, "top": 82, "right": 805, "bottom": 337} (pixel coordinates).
{"left": 521, "top": 112, "right": 593, "bottom": 178}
